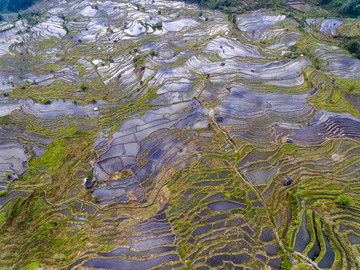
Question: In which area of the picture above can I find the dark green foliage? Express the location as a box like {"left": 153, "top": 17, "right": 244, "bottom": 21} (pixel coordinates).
{"left": 62, "top": 23, "right": 69, "bottom": 33}
{"left": 80, "top": 83, "right": 88, "bottom": 91}
{"left": 176, "top": 0, "right": 280, "bottom": 14}
{"left": 318, "top": 0, "right": 360, "bottom": 16}
{"left": 149, "top": 50, "right": 158, "bottom": 56}
{"left": 41, "top": 98, "right": 51, "bottom": 104}
{"left": 8, "top": 198, "right": 24, "bottom": 221}
{"left": 58, "top": 13, "right": 66, "bottom": 20}
{"left": 284, "top": 44, "right": 302, "bottom": 59}
{"left": 86, "top": 169, "right": 93, "bottom": 180}
{"left": 133, "top": 54, "right": 147, "bottom": 67}
{"left": 24, "top": 15, "right": 39, "bottom": 26}
{"left": 344, "top": 38, "right": 360, "bottom": 59}
{"left": 227, "top": 13, "right": 236, "bottom": 23}
{"left": 152, "top": 22, "right": 163, "bottom": 30}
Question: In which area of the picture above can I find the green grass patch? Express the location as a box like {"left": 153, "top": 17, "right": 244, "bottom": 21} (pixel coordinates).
{"left": 21, "top": 261, "right": 40, "bottom": 270}
{"left": 331, "top": 77, "right": 360, "bottom": 95}
{"left": 281, "top": 143, "right": 298, "bottom": 153}
{"left": 133, "top": 54, "right": 147, "bottom": 68}
{"left": 0, "top": 212, "right": 7, "bottom": 227}
{"left": 75, "top": 65, "right": 87, "bottom": 76}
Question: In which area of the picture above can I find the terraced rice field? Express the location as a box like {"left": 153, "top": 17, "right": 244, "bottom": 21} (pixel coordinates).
{"left": 0, "top": 0, "right": 360, "bottom": 269}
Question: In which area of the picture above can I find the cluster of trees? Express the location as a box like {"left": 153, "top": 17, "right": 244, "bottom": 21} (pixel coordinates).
{"left": 340, "top": 0, "right": 360, "bottom": 16}
{"left": 344, "top": 38, "right": 360, "bottom": 59}
{"left": 320, "top": 0, "right": 360, "bottom": 17}
{"left": 0, "top": 0, "right": 39, "bottom": 13}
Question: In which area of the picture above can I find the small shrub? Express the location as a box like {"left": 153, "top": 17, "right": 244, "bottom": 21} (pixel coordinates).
{"left": 90, "top": 97, "right": 96, "bottom": 104}
{"left": 149, "top": 50, "right": 158, "bottom": 56}
{"left": 72, "top": 99, "right": 77, "bottom": 104}
{"left": 103, "top": 245, "right": 111, "bottom": 251}
{"left": 27, "top": 17, "right": 39, "bottom": 26}
{"left": 62, "top": 23, "right": 69, "bottom": 33}
{"left": 86, "top": 169, "right": 93, "bottom": 180}
{"left": 80, "top": 83, "right": 88, "bottom": 91}
{"left": 152, "top": 22, "right": 162, "bottom": 30}
{"left": 335, "top": 193, "right": 352, "bottom": 206}
{"left": 41, "top": 98, "right": 51, "bottom": 105}
{"left": 133, "top": 54, "right": 147, "bottom": 67}
{"left": 0, "top": 190, "right": 8, "bottom": 197}
{"left": 349, "top": 84, "right": 356, "bottom": 92}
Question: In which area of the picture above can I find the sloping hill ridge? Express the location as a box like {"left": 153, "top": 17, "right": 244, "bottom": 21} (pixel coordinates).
{"left": 0, "top": 0, "right": 360, "bottom": 269}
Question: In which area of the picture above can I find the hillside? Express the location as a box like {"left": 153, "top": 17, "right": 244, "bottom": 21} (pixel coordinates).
{"left": 0, "top": 0, "right": 360, "bottom": 269}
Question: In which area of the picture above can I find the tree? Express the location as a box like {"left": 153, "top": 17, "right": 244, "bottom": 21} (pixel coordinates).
{"left": 335, "top": 193, "right": 352, "bottom": 206}
{"left": 346, "top": 39, "right": 360, "bottom": 54}
{"left": 342, "top": 0, "right": 360, "bottom": 16}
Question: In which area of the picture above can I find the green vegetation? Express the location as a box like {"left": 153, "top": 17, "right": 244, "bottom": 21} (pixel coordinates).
{"left": 149, "top": 50, "right": 158, "bottom": 57}
{"left": 280, "top": 253, "right": 292, "bottom": 270}
{"left": 180, "top": 0, "right": 281, "bottom": 14}
{"left": 335, "top": 193, "right": 352, "bottom": 206}
{"left": 21, "top": 261, "right": 40, "bottom": 270}
{"left": 284, "top": 44, "right": 302, "bottom": 59}
{"left": 41, "top": 98, "right": 51, "bottom": 105}
{"left": 0, "top": 212, "right": 7, "bottom": 227}
{"left": 152, "top": 22, "right": 163, "bottom": 30}
{"left": 80, "top": 83, "right": 88, "bottom": 92}
{"left": 344, "top": 38, "right": 360, "bottom": 59}
{"left": 62, "top": 23, "right": 69, "bottom": 34}
{"left": 319, "top": 0, "right": 360, "bottom": 17}
{"left": 281, "top": 143, "right": 298, "bottom": 153}
{"left": 23, "top": 14, "right": 39, "bottom": 26}
{"left": 0, "top": 0, "right": 359, "bottom": 269}
{"left": 86, "top": 169, "right": 93, "bottom": 180}
{"left": 133, "top": 54, "right": 147, "bottom": 67}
